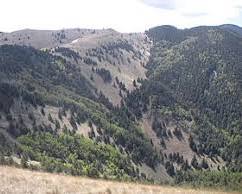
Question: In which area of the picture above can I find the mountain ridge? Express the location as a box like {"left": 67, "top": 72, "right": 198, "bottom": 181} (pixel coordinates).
{"left": 0, "top": 24, "right": 241, "bottom": 190}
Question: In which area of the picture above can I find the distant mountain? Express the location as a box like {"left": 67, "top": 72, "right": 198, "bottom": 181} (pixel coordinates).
{"left": 219, "top": 24, "right": 242, "bottom": 37}
{"left": 0, "top": 25, "right": 241, "bottom": 190}
{"left": 0, "top": 28, "right": 90, "bottom": 49}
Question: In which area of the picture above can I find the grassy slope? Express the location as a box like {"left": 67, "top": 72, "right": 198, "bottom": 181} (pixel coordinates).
{"left": 0, "top": 166, "right": 239, "bottom": 194}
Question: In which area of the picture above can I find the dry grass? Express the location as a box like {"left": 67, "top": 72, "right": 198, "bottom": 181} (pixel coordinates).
{"left": 0, "top": 166, "right": 239, "bottom": 194}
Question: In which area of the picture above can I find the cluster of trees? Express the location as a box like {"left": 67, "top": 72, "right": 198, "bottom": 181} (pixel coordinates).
{"left": 0, "top": 81, "right": 44, "bottom": 114}
{"left": 0, "top": 45, "right": 94, "bottom": 102}
{"left": 18, "top": 132, "right": 137, "bottom": 179}
{"left": 86, "top": 38, "right": 142, "bottom": 65}
{"left": 151, "top": 118, "right": 174, "bottom": 139}
{"left": 86, "top": 47, "right": 108, "bottom": 63}
{"left": 54, "top": 30, "right": 66, "bottom": 43}
{"left": 125, "top": 80, "right": 175, "bottom": 120}
{"left": 115, "top": 77, "right": 126, "bottom": 92}
{"left": 101, "top": 40, "right": 135, "bottom": 56}
{"left": 55, "top": 47, "right": 81, "bottom": 62}
{"left": 95, "top": 68, "right": 112, "bottom": 83}
{"left": 83, "top": 57, "right": 98, "bottom": 66}
{"left": 0, "top": 132, "right": 18, "bottom": 155}
{"left": 175, "top": 170, "right": 242, "bottom": 191}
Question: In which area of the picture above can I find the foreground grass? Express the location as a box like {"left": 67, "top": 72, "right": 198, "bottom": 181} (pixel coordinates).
{"left": 0, "top": 166, "right": 240, "bottom": 194}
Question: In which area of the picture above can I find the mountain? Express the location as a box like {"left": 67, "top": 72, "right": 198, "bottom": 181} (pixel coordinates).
{"left": 219, "top": 24, "right": 242, "bottom": 37}
{"left": 0, "top": 25, "right": 242, "bottom": 190}
{"left": 0, "top": 29, "right": 162, "bottom": 182}
{"left": 0, "top": 28, "right": 92, "bottom": 49}
{"left": 127, "top": 25, "right": 242, "bottom": 177}
{"left": 0, "top": 29, "right": 150, "bottom": 105}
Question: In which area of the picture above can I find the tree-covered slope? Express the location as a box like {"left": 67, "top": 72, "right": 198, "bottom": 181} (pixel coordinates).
{"left": 147, "top": 25, "right": 242, "bottom": 130}
{"left": 126, "top": 26, "right": 242, "bottom": 186}
{"left": 0, "top": 44, "right": 159, "bottom": 182}
{"left": 0, "top": 25, "right": 242, "bottom": 190}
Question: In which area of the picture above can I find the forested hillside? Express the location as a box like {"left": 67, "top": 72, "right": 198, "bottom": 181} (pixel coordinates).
{"left": 125, "top": 25, "right": 242, "bottom": 188}
{"left": 0, "top": 25, "right": 242, "bottom": 191}
{"left": 0, "top": 44, "right": 158, "bottom": 181}
{"left": 146, "top": 25, "right": 242, "bottom": 168}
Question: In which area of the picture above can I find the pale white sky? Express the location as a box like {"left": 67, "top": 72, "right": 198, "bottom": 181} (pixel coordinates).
{"left": 1, "top": 0, "right": 242, "bottom": 32}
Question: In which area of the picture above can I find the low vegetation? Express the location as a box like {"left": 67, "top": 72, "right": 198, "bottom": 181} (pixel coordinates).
{"left": 0, "top": 166, "right": 239, "bottom": 194}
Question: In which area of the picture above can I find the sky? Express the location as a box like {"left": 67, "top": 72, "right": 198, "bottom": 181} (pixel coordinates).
{"left": 1, "top": 0, "right": 242, "bottom": 32}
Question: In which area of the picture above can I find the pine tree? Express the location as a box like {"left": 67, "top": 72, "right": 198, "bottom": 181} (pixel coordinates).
{"left": 181, "top": 159, "right": 190, "bottom": 171}
{"left": 133, "top": 80, "right": 137, "bottom": 87}
{"left": 21, "top": 154, "right": 28, "bottom": 168}
{"left": 191, "top": 155, "right": 199, "bottom": 169}
{"left": 48, "top": 113, "right": 53, "bottom": 123}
